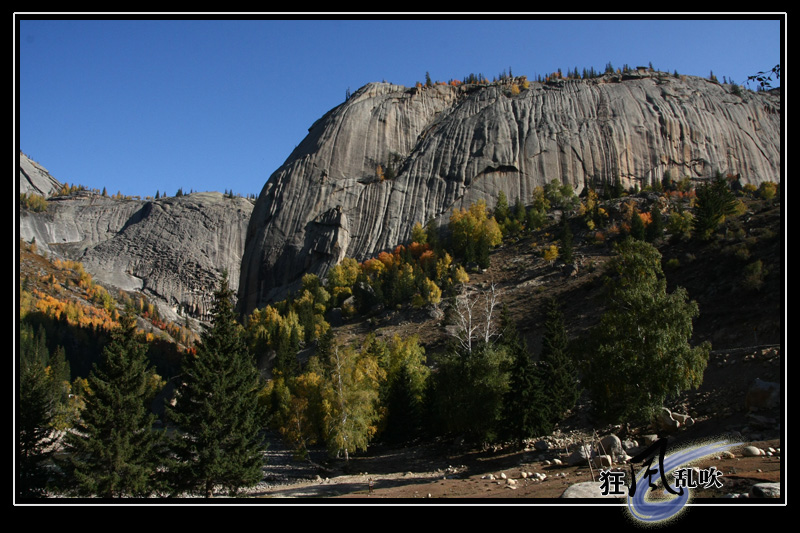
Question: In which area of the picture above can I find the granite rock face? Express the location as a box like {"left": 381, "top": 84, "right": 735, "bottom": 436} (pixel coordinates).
{"left": 239, "top": 73, "right": 781, "bottom": 314}
{"left": 19, "top": 152, "right": 62, "bottom": 197}
{"left": 18, "top": 155, "right": 254, "bottom": 322}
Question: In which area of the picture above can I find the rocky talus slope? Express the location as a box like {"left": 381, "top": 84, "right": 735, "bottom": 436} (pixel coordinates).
{"left": 238, "top": 73, "right": 781, "bottom": 313}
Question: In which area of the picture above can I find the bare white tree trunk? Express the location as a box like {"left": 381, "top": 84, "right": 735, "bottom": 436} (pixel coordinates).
{"left": 448, "top": 283, "right": 501, "bottom": 354}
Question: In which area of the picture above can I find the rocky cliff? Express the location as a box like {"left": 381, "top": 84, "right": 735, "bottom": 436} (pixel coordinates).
{"left": 19, "top": 152, "right": 62, "bottom": 197}
{"left": 18, "top": 152, "right": 254, "bottom": 322}
{"left": 238, "top": 72, "right": 781, "bottom": 314}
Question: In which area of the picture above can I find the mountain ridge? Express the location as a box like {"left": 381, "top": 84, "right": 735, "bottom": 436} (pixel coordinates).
{"left": 17, "top": 72, "right": 781, "bottom": 319}
{"left": 238, "top": 73, "right": 781, "bottom": 313}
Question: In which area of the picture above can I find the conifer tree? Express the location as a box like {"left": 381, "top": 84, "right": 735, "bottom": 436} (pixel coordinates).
{"left": 18, "top": 347, "right": 59, "bottom": 498}
{"left": 560, "top": 217, "right": 574, "bottom": 264}
{"left": 61, "top": 314, "right": 165, "bottom": 498}
{"left": 630, "top": 209, "right": 646, "bottom": 241}
{"left": 538, "top": 299, "right": 580, "bottom": 424}
{"left": 646, "top": 203, "right": 665, "bottom": 243}
{"left": 693, "top": 174, "right": 738, "bottom": 240}
{"left": 376, "top": 335, "right": 429, "bottom": 444}
{"left": 167, "top": 272, "right": 267, "bottom": 497}
{"left": 494, "top": 191, "right": 510, "bottom": 228}
{"left": 499, "top": 307, "right": 551, "bottom": 445}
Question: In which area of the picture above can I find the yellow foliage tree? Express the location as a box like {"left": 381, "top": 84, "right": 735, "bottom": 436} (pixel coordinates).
{"left": 543, "top": 244, "right": 559, "bottom": 265}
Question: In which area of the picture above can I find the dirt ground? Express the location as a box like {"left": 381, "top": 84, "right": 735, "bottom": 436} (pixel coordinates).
{"left": 240, "top": 340, "right": 782, "bottom": 507}
{"left": 247, "top": 433, "right": 780, "bottom": 501}
{"left": 245, "top": 204, "right": 784, "bottom": 510}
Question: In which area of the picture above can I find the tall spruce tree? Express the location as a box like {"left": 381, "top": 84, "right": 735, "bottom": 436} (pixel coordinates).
{"left": 18, "top": 347, "right": 59, "bottom": 498}
{"left": 61, "top": 314, "right": 165, "bottom": 498}
{"left": 499, "top": 307, "right": 552, "bottom": 445}
{"left": 538, "top": 299, "right": 580, "bottom": 424}
{"left": 167, "top": 272, "right": 267, "bottom": 497}
{"left": 693, "top": 174, "right": 739, "bottom": 240}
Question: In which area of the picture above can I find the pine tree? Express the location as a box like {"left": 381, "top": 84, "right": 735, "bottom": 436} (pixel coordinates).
{"left": 693, "top": 174, "right": 738, "bottom": 240}
{"left": 646, "top": 203, "right": 665, "bottom": 243}
{"left": 167, "top": 272, "right": 267, "bottom": 497}
{"left": 18, "top": 348, "right": 59, "bottom": 498}
{"left": 376, "top": 335, "right": 429, "bottom": 444}
{"left": 538, "top": 299, "right": 580, "bottom": 424}
{"left": 560, "top": 217, "right": 574, "bottom": 264}
{"left": 61, "top": 314, "right": 165, "bottom": 498}
{"left": 494, "top": 191, "right": 510, "bottom": 228}
{"left": 499, "top": 307, "right": 551, "bottom": 445}
{"left": 630, "top": 209, "right": 646, "bottom": 241}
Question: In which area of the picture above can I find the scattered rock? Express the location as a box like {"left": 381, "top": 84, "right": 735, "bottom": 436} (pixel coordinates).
{"left": 560, "top": 481, "right": 624, "bottom": 499}
{"left": 592, "top": 455, "right": 613, "bottom": 469}
{"left": 741, "top": 446, "right": 765, "bottom": 457}
{"left": 749, "top": 482, "right": 780, "bottom": 498}
{"left": 567, "top": 444, "right": 594, "bottom": 466}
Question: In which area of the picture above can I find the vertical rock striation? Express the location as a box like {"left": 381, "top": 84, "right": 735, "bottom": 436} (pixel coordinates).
{"left": 239, "top": 74, "right": 780, "bottom": 314}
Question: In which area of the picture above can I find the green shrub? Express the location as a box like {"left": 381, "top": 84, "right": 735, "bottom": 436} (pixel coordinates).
{"left": 743, "top": 260, "right": 767, "bottom": 291}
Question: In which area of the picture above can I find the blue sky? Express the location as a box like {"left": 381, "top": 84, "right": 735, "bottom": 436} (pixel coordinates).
{"left": 16, "top": 15, "right": 783, "bottom": 200}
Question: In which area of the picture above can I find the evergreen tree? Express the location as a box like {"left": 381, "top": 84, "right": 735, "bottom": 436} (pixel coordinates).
{"left": 693, "top": 174, "right": 738, "bottom": 240}
{"left": 513, "top": 197, "right": 527, "bottom": 226}
{"left": 18, "top": 347, "right": 59, "bottom": 498}
{"left": 538, "top": 299, "right": 580, "bottom": 424}
{"left": 630, "top": 209, "right": 646, "bottom": 241}
{"left": 382, "top": 364, "right": 421, "bottom": 443}
{"left": 559, "top": 217, "right": 574, "bottom": 264}
{"left": 494, "top": 191, "right": 510, "bottom": 228}
{"left": 499, "top": 307, "right": 551, "bottom": 445}
{"left": 61, "top": 314, "right": 165, "bottom": 498}
{"left": 167, "top": 272, "right": 267, "bottom": 497}
{"left": 612, "top": 174, "right": 625, "bottom": 198}
{"left": 646, "top": 203, "right": 665, "bottom": 243}
{"left": 376, "top": 335, "right": 429, "bottom": 444}
{"left": 429, "top": 312, "right": 511, "bottom": 444}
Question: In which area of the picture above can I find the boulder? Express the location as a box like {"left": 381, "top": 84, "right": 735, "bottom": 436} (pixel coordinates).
{"left": 599, "top": 434, "right": 625, "bottom": 461}
{"left": 749, "top": 482, "right": 780, "bottom": 498}
{"left": 592, "top": 455, "right": 613, "bottom": 469}
{"left": 567, "top": 444, "right": 594, "bottom": 466}
{"left": 741, "top": 446, "right": 765, "bottom": 457}
{"left": 561, "top": 481, "right": 625, "bottom": 499}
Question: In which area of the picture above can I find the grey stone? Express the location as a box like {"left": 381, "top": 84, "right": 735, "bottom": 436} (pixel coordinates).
{"left": 749, "top": 482, "right": 780, "bottom": 498}
{"left": 599, "top": 434, "right": 624, "bottom": 460}
{"left": 561, "top": 481, "right": 625, "bottom": 499}
{"left": 567, "top": 444, "right": 594, "bottom": 466}
{"left": 741, "top": 446, "right": 765, "bottom": 457}
{"left": 238, "top": 76, "right": 781, "bottom": 313}
{"left": 19, "top": 152, "right": 61, "bottom": 197}
{"left": 19, "top": 165, "right": 253, "bottom": 324}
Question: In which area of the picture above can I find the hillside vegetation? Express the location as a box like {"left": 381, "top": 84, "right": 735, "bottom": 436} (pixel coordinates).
{"left": 17, "top": 167, "right": 782, "bottom": 498}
